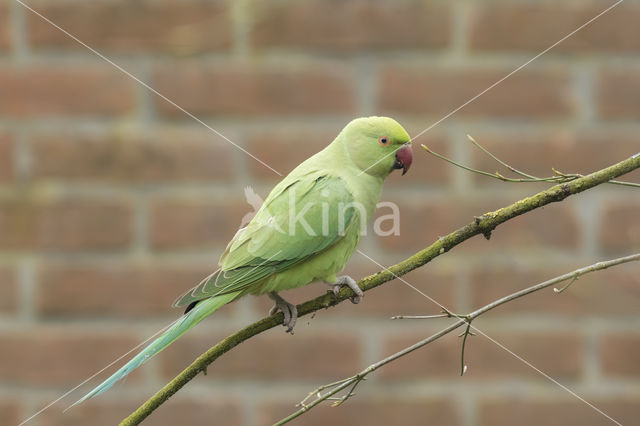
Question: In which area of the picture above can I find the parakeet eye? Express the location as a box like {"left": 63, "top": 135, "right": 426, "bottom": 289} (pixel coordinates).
{"left": 378, "top": 136, "right": 389, "bottom": 146}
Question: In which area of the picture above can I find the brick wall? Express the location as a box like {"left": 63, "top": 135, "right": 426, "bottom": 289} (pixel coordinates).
{"left": 1, "top": 1, "right": 639, "bottom": 425}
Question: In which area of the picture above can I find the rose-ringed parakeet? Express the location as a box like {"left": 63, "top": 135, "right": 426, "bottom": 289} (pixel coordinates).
{"left": 72, "top": 116, "right": 412, "bottom": 405}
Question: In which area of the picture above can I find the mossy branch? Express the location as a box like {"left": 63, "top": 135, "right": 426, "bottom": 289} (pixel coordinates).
{"left": 121, "top": 152, "right": 640, "bottom": 426}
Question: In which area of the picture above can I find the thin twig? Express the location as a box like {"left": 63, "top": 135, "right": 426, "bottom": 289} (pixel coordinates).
{"left": 276, "top": 253, "right": 640, "bottom": 424}
{"left": 469, "top": 254, "right": 640, "bottom": 318}
{"left": 459, "top": 321, "right": 474, "bottom": 376}
{"left": 120, "top": 153, "right": 640, "bottom": 425}
{"left": 467, "top": 134, "right": 539, "bottom": 180}
{"left": 391, "top": 314, "right": 449, "bottom": 320}
{"left": 422, "top": 142, "right": 640, "bottom": 187}
{"left": 553, "top": 273, "right": 579, "bottom": 293}
{"left": 421, "top": 144, "right": 517, "bottom": 181}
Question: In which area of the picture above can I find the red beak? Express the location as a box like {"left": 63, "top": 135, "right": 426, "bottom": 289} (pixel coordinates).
{"left": 393, "top": 145, "right": 413, "bottom": 175}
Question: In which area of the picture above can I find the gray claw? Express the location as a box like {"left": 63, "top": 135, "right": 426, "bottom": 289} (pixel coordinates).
{"left": 330, "top": 275, "right": 363, "bottom": 304}
{"left": 268, "top": 292, "right": 298, "bottom": 334}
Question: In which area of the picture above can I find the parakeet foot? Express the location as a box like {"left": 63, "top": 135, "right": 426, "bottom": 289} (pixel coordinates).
{"left": 268, "top": 292, "right": 297, "bottom": 334}
{"left": 328, "top": 275, "right": 363, "bottom": 304}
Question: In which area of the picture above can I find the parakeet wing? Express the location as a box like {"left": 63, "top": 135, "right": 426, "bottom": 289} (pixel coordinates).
{"left": 173, "top": 172, "right": 357, "bottom": 307}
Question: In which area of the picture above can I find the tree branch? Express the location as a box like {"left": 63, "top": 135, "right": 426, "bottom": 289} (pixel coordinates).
{"left": 276, "top": 253, "right": 640, "bottom": 424}
{"left": 120, "top": 152, "right": 640, "bottom": 426}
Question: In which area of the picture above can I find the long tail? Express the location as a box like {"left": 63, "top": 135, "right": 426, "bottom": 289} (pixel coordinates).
{"left": 70, "top": 291, "right": 241, "bottom": 407}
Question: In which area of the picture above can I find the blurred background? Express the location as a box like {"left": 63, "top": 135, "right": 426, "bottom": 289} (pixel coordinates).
{"left": 1, "top": 0, "right": 639, "bottom": 425}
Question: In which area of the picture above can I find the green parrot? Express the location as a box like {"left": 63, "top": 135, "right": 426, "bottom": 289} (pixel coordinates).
{"left": 72, "top": 116, "right": 412, "bottom": 405}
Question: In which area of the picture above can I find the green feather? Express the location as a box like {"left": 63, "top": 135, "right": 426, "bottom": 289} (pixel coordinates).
{"left": 174, "top": 174, "right": 356, "bottom": 307}
{"left": 71, "top": 291, "right": 240, "bottom": 407}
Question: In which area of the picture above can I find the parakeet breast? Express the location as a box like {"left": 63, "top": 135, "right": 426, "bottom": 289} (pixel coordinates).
{"left": 248, "top": 213, "right": 363, "bottom": 295}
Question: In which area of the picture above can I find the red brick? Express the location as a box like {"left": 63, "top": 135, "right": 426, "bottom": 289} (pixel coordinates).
{"left": 379, "top": 67, "right": 573, "bottom": 118}
{"left": 31, "top": 128, "right": 234, "bottom": 183}
{"left": 470, "top": 3, "right": 640, "bottom": 53}
{"left": 597, "top": 69, "right": 640, "bottom": 119}
{"left": 0, "top": 400, "right": 20, "bottom": 426}
{"left": 474, "top": 202, "right": 579, "bottom": 251}
{"left": 0, "top": 66, "right": 135, "bottom": 117}
{"left": 470, "top": 261, "right": 640, "bottom": 318}
{"left": 153, "top": 63, "right": 356, "bottom": 117}
{"left": 38, "top": 401, "right": 139, "bottom": 426}
{"left": 0, "top": 132, "right": 13, "bottom": 181}
{"left": 600, "top": 333, "right": 640, "bottom": 378}
{"left": 381, "top": 330, "right": 582, "bottom": 381}
{"left": 29, "top": 1, "right": 231, "bottom": 55}
{"left": 375, "top": 198, "right": 468, "bottom": 253}
{"left": 36, "top": 263, "right": 224, "bottom": 318}
{"left": 149, "top": 196, "right": 246, "bottom": 250}
{"left": 377, "top": 197, "right": 579, "bottom": 253}
{"left": 0, "top": 195, "right": 133, "bottom": 251}
{"left": 362, "top": 270, "right": 455, "bottom": 315}
{"left": 479, "top": 399, "right": 640, "bottom": 426}
{"left": 259, "top": 398, "right": 460, "bottom": 426}
{"left": 252, "top": 0, "right": 451, "bottom": 51}
{"left": 159, "top": 329, "right": 362, "bottom": 381}
{"left": 145, "top": 400, "right": 242, "bottom": 426}
{"left": 244, "top": 127, "right": 336, "bottom": 183}
{"left": 40, "top": 399, "right": 242, "bottom": 426}
{"left": 599, "top": 201, "right": 640, "bottom": 253}
{"left": 0, "top": 329, "right": 139, "bottom": 386}
{"left": 0, "top": 265, "right": 17, "bottom": 314}
{"left": 469, "top": 130, "right": 640, "bottom": 185}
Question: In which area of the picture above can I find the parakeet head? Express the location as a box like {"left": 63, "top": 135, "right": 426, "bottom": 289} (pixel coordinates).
{"left": 340, "top": 116, "right": 413, "bottom": 178}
